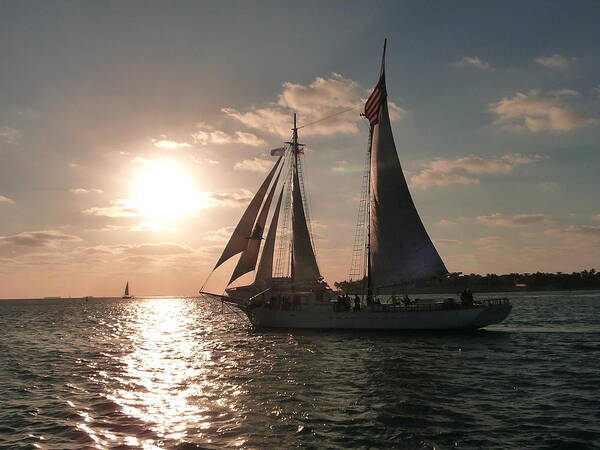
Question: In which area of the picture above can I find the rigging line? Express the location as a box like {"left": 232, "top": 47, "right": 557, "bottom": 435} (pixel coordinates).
{"left": 297, "top": 105, "right": 362, "bottom": 130}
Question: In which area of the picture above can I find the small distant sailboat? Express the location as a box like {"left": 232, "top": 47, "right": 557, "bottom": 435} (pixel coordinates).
{"left": 201, "top": 41, "right": 511, "bottom": 330}
{"left": 122, "top": 281, "right": 133, "bottom": 299}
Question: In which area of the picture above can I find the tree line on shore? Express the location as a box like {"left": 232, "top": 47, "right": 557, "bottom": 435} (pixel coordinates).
{"left": 334, "top": 269, "right": 600, "bottom": 294}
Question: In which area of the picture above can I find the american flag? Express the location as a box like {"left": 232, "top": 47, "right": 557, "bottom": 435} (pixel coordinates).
{"left": 364, "top": 75, "right": 387, "bottom": 126}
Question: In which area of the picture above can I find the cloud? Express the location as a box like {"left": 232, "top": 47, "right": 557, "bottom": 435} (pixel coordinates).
{"left": 476, "top": 213, "right": 554, "bottom": 227}
{"left": 0, "top": 127, "right": 21, "bottom": 145}
{"left": 0, "top": 195, "right": 15, "bottom": 204}
{"left": 534, "top": 54, "right": 575, "bottom": 70}
{"left": 83, "top": 199, "right": 141, "bottom": 218}
{"left": 203, "top": 226, "right": 235, "bottom": 242}
{"left": 436, "top": 219, "right": 458, "bottom": 226}
{"left": 561, "top": 225, "right": 600, "bottom": 236}
{"left": 595, "top": 85, "right": 600, "bottom": 97}
{"left": 204, "top": 190, "right": 254, "bottom": 207}
{"left": 332, "top": 160, "right": 362, "bottom": 173}
{"left": 593, "top": 214, "right": 600, "bottom": 221}
{"left": 235, "top": 131, "right": 266, "bottom": 147}
{"left": 435, "top": 239, "right": 461, "bottom": 245}
{"left": 192, "top": 127, "right": 265, "bottom": 147}
{"left": 454, "top": 56, "right": 495, "bottom": 71}
{"left": 0, "top": 230, "right": 82, "bottom": 248}
{"left": 122, "top": 242, "right": 194, "bottom": 256}
{"left": 223, "top": 73, "right": 407, "bottom": 137}
{"left": 546, "top": 225, "right": 600, "bottom": 240}
{"left": 410, "top": 154, "right": 541, "bottom": 189}
{"left": 70, "top": 188, "right": 103, "bottom": 195}
{"left": 152, "top": 138, "right": 191, "bottom": 149}
{"left": 489, "top": 89, "right": 593, "bottom": 132}
{"left": 537, "top": 182, "right": 558, "bottom": 192}
{"left": 234, "top": 157, "right": 273, "bottom": 173}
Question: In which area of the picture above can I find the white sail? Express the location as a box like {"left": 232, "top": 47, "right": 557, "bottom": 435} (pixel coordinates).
{"left": 291, "top": 154, "right": 320, "bottom": 283}
{"left": 213, "top": 156, "right": 282, "bottom": 270}
{"left": 229, "top": 168, "right": 282, "bottom": 284}
{"left": 255, "top": 187, "right": 284, "bottom": 282}
{"left": 124, "top": 281, "right": 129, "bottom": 296}
{"left": 368, "top": 71, "right": 447, "bottom": 289}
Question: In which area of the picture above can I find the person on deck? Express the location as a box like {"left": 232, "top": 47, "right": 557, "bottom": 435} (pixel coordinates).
{"left": 353, "top": 295, "right": 361, "bottom": 312}
{"left": 461, "top": 288, "right": 473, "bottom": 307}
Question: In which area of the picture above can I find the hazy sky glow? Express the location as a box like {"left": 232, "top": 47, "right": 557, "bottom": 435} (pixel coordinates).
{"left": 1, "top": 1, "right": 600, "bottom": 297}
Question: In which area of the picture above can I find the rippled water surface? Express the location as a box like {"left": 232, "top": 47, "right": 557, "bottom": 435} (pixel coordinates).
{"left": 1, "top": 291, "right": 599, "bottom": 449}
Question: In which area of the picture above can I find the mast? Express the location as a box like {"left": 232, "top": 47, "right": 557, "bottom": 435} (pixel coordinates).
{"left": 366, "top": 129, "right": 372, "bottom": 297}
{"left": 289, "top": 113, "right": 321, "bottom": 284}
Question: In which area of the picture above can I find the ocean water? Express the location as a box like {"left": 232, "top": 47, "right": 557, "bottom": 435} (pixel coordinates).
{"left": 0, "top": 291, "right": 599, "bottom": 450}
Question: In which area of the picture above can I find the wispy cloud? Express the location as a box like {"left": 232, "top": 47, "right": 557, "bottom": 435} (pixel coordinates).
{"left": 0, "top": 126, "right": 21, "bottom": 145}
{"left": 332, "top": 160, "right": 361, "bottom": 173}
{"left": 435, "top": 239, "right": 461, "bottom": 245}
{"left": 534, "top": 54, "right": 575, "bottom": 70}
{"left": 83, "top": 199, "right": 141, "bottom": 218}
{"left": 454, "top": 56, "right": 495, "bottom": 71}
{"left": 489, "top": 89, "right": 593, "bottom": 133}
{"left": 593, "top": 214, "right": 600, "bottom": 221}
{"left": 410, "top": 154, "right": 541, "bottom": 189}
{"left": 436, "top": 219, "right": 458, "bottom": 226}
{"left": 0, "top": 195, "right": 15, "bottom": 204}
{"left": 477, "top": 213, "right": 553, "bottom": 227}
{"left": 0, "top": 230, "right": 81, "bottom": 248}
{"left": 537, "top": 182, "right": 558, "bottom": 192}
{"left": 233, "top": 157, "right": 273, "bottom": 173}
{"left": 70, "top": 188, "right": 103, "bottom": 195}
{"left": 204, "top": 190, "right": 254, "bottom": 207}
{"left": 192, "top": 127, "right": 265, "bottom": 147}
{"left": 152, "top": 138, "right": 191, "bottom": 149}
{"left": 223, "top": 73, "right": 407, "bottom": 137}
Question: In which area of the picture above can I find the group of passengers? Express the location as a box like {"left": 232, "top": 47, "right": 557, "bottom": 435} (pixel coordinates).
{"left": 265, "top": 294, "right": 302, "bottom": 311}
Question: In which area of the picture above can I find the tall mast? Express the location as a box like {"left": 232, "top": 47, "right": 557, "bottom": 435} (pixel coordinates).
{"left": 366, "top": 129, "right": 372, "bottom": 297}
{"left": 291, "top": 113, "right": 298, "bottom": 283}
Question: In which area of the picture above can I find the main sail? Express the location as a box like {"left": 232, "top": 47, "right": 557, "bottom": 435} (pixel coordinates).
{"left": 291, "top": 123, "right": 320, "bottom": 283}
{"left": 367, "top": 43, "right": 447, "bottom": 288}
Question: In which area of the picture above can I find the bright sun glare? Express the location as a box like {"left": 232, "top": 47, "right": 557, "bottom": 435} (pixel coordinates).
{"left": 132, "top": 160, "right": 204, "bottom": 221}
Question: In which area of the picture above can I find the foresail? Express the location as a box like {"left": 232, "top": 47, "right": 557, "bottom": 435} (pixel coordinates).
{"left": 291, "top": 159, "right": 320, "bottom": 283}
{"left": 228, "top": 168, "right": 282, "bottom": 285}
{"left": 370, "top": 101, "right": 447, "bottom": 288}
{"left": 213, "top": 156, "right": 282, "bottom": 270}
{"left": 255, "top": 187, "right": 284, "bottom": 282}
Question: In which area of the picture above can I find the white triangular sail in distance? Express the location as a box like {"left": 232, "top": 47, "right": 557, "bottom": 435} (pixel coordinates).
{"left": 124, "top": 282, "right": 129, "bottom": 297}
{"left": 213, "top": 156, "right": 283, "bottom": 270}
{"left": 228, "top": 167, "right": 283, "bottom": 285}
{"left": 367, "top": 46, "right": 447, "bottom": 289}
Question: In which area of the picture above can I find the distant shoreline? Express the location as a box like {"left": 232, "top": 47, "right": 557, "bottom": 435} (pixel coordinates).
{"left": 1, "top": 288, "right": 600, "bottom": 301}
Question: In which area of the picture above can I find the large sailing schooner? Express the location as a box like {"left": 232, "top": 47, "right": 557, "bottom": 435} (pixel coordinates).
{"left": 202, "top": 42, "right": 511, "bottom": 329}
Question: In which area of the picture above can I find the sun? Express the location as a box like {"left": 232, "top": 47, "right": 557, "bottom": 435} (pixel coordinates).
{"left": 131, "top": 159, "right": 203, "bottom": 221}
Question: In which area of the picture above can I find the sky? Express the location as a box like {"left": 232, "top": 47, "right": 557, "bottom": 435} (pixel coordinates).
{"left": 1, "top": 1, "right": 600, "bottom": 298}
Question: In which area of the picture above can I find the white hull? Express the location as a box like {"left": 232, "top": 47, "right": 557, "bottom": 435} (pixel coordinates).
{"left": 244, "top": 302, "right": 511, "bottom": 330}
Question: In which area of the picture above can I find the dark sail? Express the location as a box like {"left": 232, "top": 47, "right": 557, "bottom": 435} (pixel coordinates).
{"left": 255, "top": 187, "right": 284, "bottom": 282}
{"left": 368, "top": 48, "right": 447, "bottom": 288}
{"left": 228, "top": 168, "right": 282, "bottom": 284}
{"left": 291, "top": 153, "right": 320, "bottom": 283}
{"left": 213, "top": 156, "right": 282, "bottom": 270}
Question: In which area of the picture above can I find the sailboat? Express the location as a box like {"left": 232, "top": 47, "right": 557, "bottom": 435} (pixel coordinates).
{"left": 122, "top": 281, "right": 133, "bottom": 299}
{"left": 201, "top": 42, "right": 511, "bottom": 330}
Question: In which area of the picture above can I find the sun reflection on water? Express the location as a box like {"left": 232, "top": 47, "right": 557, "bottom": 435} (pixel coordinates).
{"left": 72, "top": 297, "right": 247, "bottom": 447}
